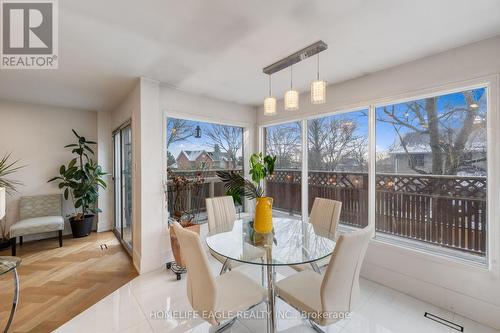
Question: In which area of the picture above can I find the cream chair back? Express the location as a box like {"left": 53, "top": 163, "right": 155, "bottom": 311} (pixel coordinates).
{"left": 309, "top": 197, "right": 342, "bottom": 233}
{"left": 206, "top": 196, "right": 237, "bottom": 232}
{"left": 320, "top": 225, "right": 372, "bottom": 314}
{"left": 171, "top": 222, "right": 217, "bottom": 322}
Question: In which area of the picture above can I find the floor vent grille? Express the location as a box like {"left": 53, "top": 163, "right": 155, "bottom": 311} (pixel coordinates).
{"left": 424, "top": 312, "right": 463, "bottom": 332}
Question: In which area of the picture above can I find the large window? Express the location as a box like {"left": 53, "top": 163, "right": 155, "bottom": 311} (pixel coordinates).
{"left": 166, "top": 118, "right": 244, "bottom": 222}
{"left": 264, "top": 121, "right": 302, "bottom": 218}
{"left": 375, "top": 88, "right": 487, "bottom": 258}
{"left": 307, "top": 110, "right": 369, "bottom": 227}
{"left": 260, "top": 85, "right": 489, "bottom": 263}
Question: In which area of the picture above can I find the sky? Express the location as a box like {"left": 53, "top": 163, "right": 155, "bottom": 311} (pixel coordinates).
{"left": 375, "top": 87, "right": 486, "bottom": 150}
{"left": 167, "top": 118, "right": 243, "bottom": 159}
{"left": 167, "top": 88, "right": 486, "bottom": 160}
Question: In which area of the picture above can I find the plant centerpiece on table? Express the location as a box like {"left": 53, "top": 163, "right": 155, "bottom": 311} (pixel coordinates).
{"left": 48, "top": 130, "right": 107, "bottom": 238}
{"left": 217, "top": 153, "right": 276, "bottom": 233}
{"left": 0, "top": 153, "right": 24, "bottom": 249}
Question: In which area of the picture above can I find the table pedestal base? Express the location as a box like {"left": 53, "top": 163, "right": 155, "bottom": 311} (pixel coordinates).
{"left": 266, "top": 265, "right": 276, "bottom": 333}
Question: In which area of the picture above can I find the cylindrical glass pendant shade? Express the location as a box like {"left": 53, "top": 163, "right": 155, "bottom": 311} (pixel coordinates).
{"left": 264, "top": 97, "right": 277, "bottom": 116}
{"left": 311, "top": 80, "right": 326, "bottom": 104}
{"left": 284, "top": 89, "right": 299, "bottom": 110}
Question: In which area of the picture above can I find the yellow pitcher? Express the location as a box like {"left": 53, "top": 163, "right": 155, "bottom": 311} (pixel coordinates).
{"left": 254, "top": 197, "right": 273, "bottom": 233}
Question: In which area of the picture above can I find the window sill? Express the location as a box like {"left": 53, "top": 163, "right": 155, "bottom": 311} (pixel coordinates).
{"left": 372, "top": 232, "right": 488, "bottom": 269}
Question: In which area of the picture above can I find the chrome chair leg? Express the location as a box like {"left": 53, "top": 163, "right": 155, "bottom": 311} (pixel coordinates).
{"left": 211, "top": 301, "right": 265, "bottom": 333}
{"left": 213, "top": 316, "right": 237, "bottom": 332}
{"left": 310, "top": 261, "right": 321, "bottom": 274}
{"left": 308, "top": 319, "right": 326, "bottom": 333}
{"left": 4, "top": 268, "right": 19, "bottom": 333}
{"left": 219, "top": 258, "right": 232, "bottom": 275}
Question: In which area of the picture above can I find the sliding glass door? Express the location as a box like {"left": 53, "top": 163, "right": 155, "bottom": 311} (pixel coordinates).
{"left": 113, "top": 123, "right": 133, "bottom": 250}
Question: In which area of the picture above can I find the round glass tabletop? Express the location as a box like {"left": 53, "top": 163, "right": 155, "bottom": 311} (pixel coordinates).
{"left": 206, "top": 217, "right": 336, "bottom": 266}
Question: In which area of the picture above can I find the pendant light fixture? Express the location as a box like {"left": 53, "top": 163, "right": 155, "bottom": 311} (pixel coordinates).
{"left": 194, "top": 125, "right": 202, "bottom": 138}
{"left": 311, "top": 53, "right": 326, "bottom": 104}
{"left": 284, "top": 65, "right": 299, "bottom": 111}
{"left": 263, "top": 74, "right": 276, "bottom": 116}
{"left": 262, "top": 41, "right": 328, "bottom": 115}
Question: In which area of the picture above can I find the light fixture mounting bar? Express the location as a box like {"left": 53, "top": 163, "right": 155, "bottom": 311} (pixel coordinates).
{"left": 263, "top": 40, "right": 327, "bottom": 75}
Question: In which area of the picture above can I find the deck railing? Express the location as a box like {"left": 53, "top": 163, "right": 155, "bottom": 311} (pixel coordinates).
{"left": 166, "top": 169, "right": 243, "bottom": 220}
{"left": 266, "top": 169, "right": 486, "bottom": 256}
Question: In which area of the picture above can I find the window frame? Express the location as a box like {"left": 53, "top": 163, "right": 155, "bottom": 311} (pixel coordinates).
{"left": 257, "top": 75, "right": 500, "bottom": 269}
{"left": 163, "top": 111, "right": 251, "bottom": 214}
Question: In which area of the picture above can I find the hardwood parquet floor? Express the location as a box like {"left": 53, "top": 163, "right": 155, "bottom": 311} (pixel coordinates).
{"left": 0, "top": 232, "right": 138, "bottom": 333}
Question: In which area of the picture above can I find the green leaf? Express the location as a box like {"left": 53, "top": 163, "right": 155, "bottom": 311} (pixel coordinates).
{"left": 72, "top": 129, "right": 81, "bottom": 139}
{"left": 64, "top": 188, "right": 69, "bottom": 200}
{"left": 68, "top": 158, "right": 77, "bottom": 169}
{"left": 83, "top": 145, "right": 94, "bottom": 155}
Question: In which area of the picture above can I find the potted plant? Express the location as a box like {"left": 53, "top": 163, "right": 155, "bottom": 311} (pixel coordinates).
{"left": 217, "top": 153, "right": 276, "bottom": 233}
{"left": 165, "top": 171, "right": 206, "bottom": 268}
{"left": 48, "top": 130, "right": 107, "bottom": 238}
{"left": 0, "top": 153, "right": 24, "bottom": 249}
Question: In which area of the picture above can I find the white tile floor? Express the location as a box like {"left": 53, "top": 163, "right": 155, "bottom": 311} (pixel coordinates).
{"left": 55, "top": 254, "right": 499, "bottom": 333}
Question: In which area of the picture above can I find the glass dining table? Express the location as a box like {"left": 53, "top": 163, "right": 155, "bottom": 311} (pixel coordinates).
{"left": 0, "top": 256, "right": 21, "bottom": 333}
{"left": 206, "top": 217, "right": 336, "bottom": 333}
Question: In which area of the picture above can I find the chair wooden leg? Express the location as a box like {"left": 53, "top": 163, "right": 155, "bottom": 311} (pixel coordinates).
{"left": 58, "top": 230, "right": 63, "bottom": 247}
{"left": 10, "top": 237, "right": 16, "bottom": 256}
{"left": 19, "top": 236, "right": 23, "bottom": 246}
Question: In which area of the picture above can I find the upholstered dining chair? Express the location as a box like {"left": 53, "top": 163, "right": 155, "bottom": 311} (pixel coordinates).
{"left": 206, "top": 196, "right": 237, "bottom": 232}
{"left": 291, "top": 197, "right": 342, "bottom": 272}
{"left": 206, "top": 196, "right": 240, "bottom": 271}
{"left": 205, "top": 196, "right": 265, "bottom": 284}
{"left": 276, "top": 225, "right": 373, "bottom": 333}
{"left": 171, "top": 222, "right": 267, "bottom": 331}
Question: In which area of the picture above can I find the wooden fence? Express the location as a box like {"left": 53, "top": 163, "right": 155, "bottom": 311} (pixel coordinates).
{"left": 266, "top": 169, "right": 486, "bottom": 256}
{"left": 166, "top": 169, "right": 243, "bottom": 219}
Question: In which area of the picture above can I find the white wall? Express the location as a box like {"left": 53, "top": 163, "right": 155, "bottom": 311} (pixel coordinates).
{"left": 97, "top": 110, "right": 113, "bottom": 232}
{"left": 109, "top": 81, "right": 257, "bottom": 273}
{"left": 256, "top": 35, "right": 500, "bottom": 329}
{"left": 0, "top": 100, "right": 98, "bottom": 240}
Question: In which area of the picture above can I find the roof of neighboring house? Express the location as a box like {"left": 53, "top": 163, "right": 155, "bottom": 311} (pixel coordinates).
{"left": 207, "top": 151, "right": 229, "bottom": 162}
{"left": 389, "top": 126, "right": 486, "bottom": 154}
{"left": 177, "top": 150, "right": 213, "bottom": 162}
{"left": 176, "top": 149, "right": 233, "bottom": 163}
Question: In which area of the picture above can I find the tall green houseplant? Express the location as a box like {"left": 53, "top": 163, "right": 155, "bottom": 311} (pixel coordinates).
{"left": 216, "top": 153, "right": 276, "bottom": 200}
{"left": 217, "top": 153, "right": 276, "bottom": 233}
{"left": 49, "top": 130, "right": 107, "bottom": 237}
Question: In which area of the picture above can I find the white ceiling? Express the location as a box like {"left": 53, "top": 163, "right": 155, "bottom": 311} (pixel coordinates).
{"left": 1, "top": 0, "right": 499, "bottom": 112}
